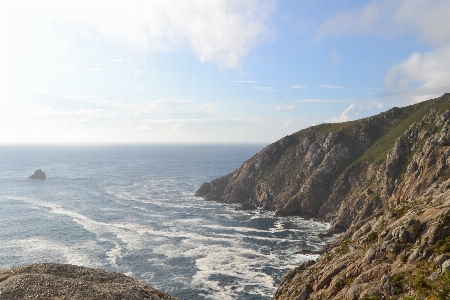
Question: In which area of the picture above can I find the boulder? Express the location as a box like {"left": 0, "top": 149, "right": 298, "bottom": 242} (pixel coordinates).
{"left": 28, "top": 169, "right": 46, "bottom": 179}
{"left": 0, "top": 263, "right": 177, "bottom": 300}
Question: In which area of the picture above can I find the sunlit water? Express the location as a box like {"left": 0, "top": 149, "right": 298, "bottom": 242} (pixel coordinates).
{"left": 0, "top": 145, "right": 331, "bottom": 300}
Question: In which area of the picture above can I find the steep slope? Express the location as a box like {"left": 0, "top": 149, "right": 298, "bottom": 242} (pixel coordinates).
{"left": 196, "top": 93, "right": 450, "bottom": 234}
{"left": 197, "top": 93, "right": 450, "bottom": 299}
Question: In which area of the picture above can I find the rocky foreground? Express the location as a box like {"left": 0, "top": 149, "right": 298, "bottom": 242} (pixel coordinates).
{"left": 196, "top": 94, "right": 450, "bottom": 299}
{"left": 0, "top": 263, "right": 177, "bottom": 300}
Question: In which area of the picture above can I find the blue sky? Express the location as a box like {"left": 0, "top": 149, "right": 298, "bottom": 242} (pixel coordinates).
{"left": 1, "top": 0, "right": 450, "bottom": 144}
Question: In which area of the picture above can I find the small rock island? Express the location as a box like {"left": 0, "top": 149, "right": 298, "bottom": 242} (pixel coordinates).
{"left": 28, "top": 169, "right": 46, "bottom": 179}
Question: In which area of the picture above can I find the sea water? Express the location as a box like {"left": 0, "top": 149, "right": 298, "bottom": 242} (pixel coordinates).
{"left": 0, "top": 145, "right": 330, "bottom": 300}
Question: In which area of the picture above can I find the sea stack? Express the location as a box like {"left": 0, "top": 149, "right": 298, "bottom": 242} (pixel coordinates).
{"left": 28, "top": 169, "right": 46, "bottom": 179}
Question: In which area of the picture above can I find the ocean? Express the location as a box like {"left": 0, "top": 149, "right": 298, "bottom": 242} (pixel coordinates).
{"left": 0, "top": 144, "right": 330, "bottom": 300}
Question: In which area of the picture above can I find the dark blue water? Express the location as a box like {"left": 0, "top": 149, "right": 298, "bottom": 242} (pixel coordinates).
{"left": 0, "top": 144, "right": 330, "bottom": 300}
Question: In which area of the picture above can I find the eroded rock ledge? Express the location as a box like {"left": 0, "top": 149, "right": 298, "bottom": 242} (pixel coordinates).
{"left": 0, "top": 263, "right": 177, "bottom": 300}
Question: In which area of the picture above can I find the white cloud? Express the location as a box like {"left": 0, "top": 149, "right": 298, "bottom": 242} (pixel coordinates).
{"left": 327, "top": 104, "right": 357, "bottom": 123}
{"left": 293, "top": 98, "right": 354, "bottom": 103}
{"left": 318, "top": 85, "right": 349, "bottom": 89}
{"left": 254, "top": 86, "right": 277, "bottom": 92}
{"left": 275, "top": 105, "right": 295, "bottom": 111}
{"left": 282, "top": 119, "right": 293, "bottom": 128}
{"left": 317, "top": 0, "right": 450, "bottom": 45}
{"left": 327, "top": 102, "right": 386, "bottom": 123}
{"left": 291, "top": 85, "right": 306, "bottom": 89}
{"left": 23, "top": 1, "right": 275, "bottom": 69}
{"left": 233, "top": 80, "right": 258, "bottom": 83}
{"left": 383, "top": 43, "right": 450, "bottom": 103}
{"left": 193, "top": 103, "right": 217, "bottom": 114}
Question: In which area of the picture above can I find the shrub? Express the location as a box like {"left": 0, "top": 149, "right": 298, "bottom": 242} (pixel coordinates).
{"left": 367, "top": 231, "right": 378, "bottom": 243}
{"left": 362, "top": 296, "right": 380, "bottom": 300}
{"left": 413, "top": 274, "right": 430, "bottom": 293}
{"left": 438, "top": 287, "right": 450, "bottom": 300}
{"left": 400, "top": 255, "right": 407, "bottom": 263}
{"left": 441, "top": 270, "right": 450, "bottom": 286}
{"left": 440, "top": 244, "right": 450, "bottom": 254}
{"left": 391, "top": 274, "right": 404, "bottom": 285}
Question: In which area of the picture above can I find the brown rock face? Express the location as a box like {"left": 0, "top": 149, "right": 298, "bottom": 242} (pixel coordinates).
{"left": 0, "top": 263, "right": 177, "bottom": 300}
{"left": 197, "top": 94, "right": 450, "bottom": 232}
{"left": 195, "top": 93, "right": 450, "bottom": 299}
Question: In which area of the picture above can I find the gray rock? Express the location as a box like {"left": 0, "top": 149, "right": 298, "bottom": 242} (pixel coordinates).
{"left": 386, "top": 243, "right": 399, "bottom": 254}
{"left": 28, "top": 169, "right": 46, "bottom": 179}
{"left": 441, "top": 259, "right": 450, "bottom": 273}
{"left": 0, "top": 263, "right": 177, "bottom": 300}
{"left": 364, "top": 246, "right": 377, "bottom": 263}
{"left": 392, "top": 226, "right": 410, "bottom": 243}
{"left": 294, "top": 286, "right": 308, "bottom": 300}
{"left": 429, "top": 272, "right": 439, "bottom": 281}
{"left": 435, "top": 254, "right": 448, "bottom": 266}
{"left": 360, "top": 287, "right": 381, "bottom": 299}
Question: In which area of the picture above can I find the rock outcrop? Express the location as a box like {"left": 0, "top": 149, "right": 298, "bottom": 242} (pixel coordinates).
{"left": 0, "top": 263, "right": 177, "bottom": 300}
{"left": 28, "top": 169, "right": 46, "bottom": 179}
{"left": 196, "top": 93, "right": 450, "bottom": 299}
{"left": 272, "top": 185, "right": 450, "bottom": 299}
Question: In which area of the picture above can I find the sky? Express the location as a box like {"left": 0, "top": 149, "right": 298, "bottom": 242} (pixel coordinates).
{"left": 1, "top": 0, "right": 450, "bottom": 145}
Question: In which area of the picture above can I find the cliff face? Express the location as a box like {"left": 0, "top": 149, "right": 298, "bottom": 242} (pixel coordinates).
{"left": 196, "top": 93, "right": 450, "bottom": 299}
{"left": 196, "top": 94, "right": 450, "bottom": 234}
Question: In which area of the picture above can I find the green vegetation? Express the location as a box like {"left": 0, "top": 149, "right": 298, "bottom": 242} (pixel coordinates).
{"left": 441, "top": 269, "right": 450, "bottom": 286}
{"left": 413, "top": 274, "right": 431, "bottom": 293}
{"left": 391, "top": 274, "right": 404, "bottom": 285}
{"left": 362, "top": 296, "right": 380, "bottom": 300}
{"left": 367, "top": 231, "right": 378, "bottom": 243}
{"left": 391, "top": 205, "right": 409, "bottom": 219}
{"left": 438, "top": 287, "right": 450, "bottom": 300}
{"left": 440, "top": 244, "right": 450, "bottom": 254}
{"left": 436, "top": 236, "right": 450, "bottom": 254}
{"left": 336, "top": 239, "right": 352, "bottom": 254}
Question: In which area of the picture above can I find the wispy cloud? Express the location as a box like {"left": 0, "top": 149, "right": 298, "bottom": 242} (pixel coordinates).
{"left": 383, "top": 43, "right": 450, "bottom": 103}
{"left": 139, "top": 118, "right": 205, "bottom": 124}
{"left": 291, "top": 85, "right": 306, "bottom": 89}
{"left": 330, "top": 51, "right": 341, "bottom": 64}
{"left": 233, "top": 80, "right": 257, "bottom": 83}
{"left": 275, "top": 105, "right": 295, "bottom": 111}
{"left": 293, "top": 98, "right": 354, "bottom": 103}
{"left": 192, "top": 103, "right": 217, "bottom": 114}
{"left": 317, "top": 1, "right": 450, "bottom": 45}
{"left": 327, "top": 101, "right": 386, "bottom": 123}
{"left": 254, "top": 86, "right": 277, "bottom": 92}
{"left": 327, "top": 104, "right": 357, "bottom": 123}
{"left": 318, "top": 84, "right": 349, "bottom": 89}
{"left": 282, "top": 119, "right": 293, "bottom": 128}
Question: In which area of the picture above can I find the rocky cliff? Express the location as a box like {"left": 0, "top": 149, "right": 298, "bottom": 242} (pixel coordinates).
{"left": 196, "top": 93, "right": 450, "bottom": 299}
